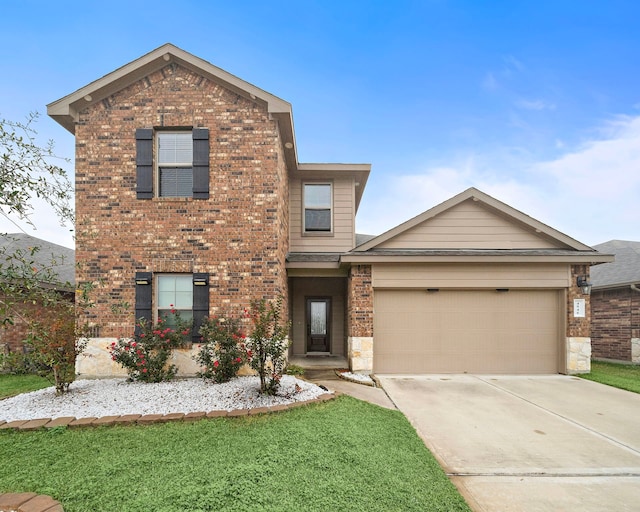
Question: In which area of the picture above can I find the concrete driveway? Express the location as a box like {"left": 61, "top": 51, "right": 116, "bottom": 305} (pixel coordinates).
{"left": 378, "top": 375, "right": 640, "bottom": 512}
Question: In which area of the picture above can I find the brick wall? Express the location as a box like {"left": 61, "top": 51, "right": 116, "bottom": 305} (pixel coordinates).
{"left": 347, "top": 265, "right": 373, "bottom": 337}
{"left": 75, "top": 63, "right": 289, "bottom": 338}
{"left": 591, "top": 287, "right": 640, "bottom": 361}
{"left": 567, "top": 264, "right": 591, "bottom": 338}
{"left": 0, "top": 292, "right": 74, "bottom": 354}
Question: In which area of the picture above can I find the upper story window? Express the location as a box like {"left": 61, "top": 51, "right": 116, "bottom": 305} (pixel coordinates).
{"left": 157, "top": 132, "right": 193, "bottom": 197}
{"left": 303, "top": 183, "right": 332, "bottom": 233}
{"left": 135, "top": 128, "right": 210, "bottom": 200}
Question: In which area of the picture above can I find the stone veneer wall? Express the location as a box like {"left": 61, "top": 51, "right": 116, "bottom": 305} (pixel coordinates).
{"left": 566, "top": 264, "right": 592, "bottom": 373}
{"left": 74, "top": 63, "right": 289, "bottom": 375}
{"left": 347, "top": 265, "right": 373, "bottom": 372}
{"left": 591, "top": 286, "right": 640, "bottom": 363}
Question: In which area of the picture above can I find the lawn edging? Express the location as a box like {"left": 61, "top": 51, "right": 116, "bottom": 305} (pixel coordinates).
{"left": 0, "top": 492, "right": 63, "bottom": 512}
{"left": 0, "top": 392, "right": 336, "bottom": 431}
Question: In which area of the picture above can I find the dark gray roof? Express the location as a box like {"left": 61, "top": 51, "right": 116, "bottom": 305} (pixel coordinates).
{"left": 355, "top": 233, "right": 377, "bottom": 247}
{"left": 287, "top": 253, "right": 341, "bottom": 263}
{"left": 0, "top": 233, "right": 75, "bottom": 286}
{"left": 346, "top": 248, "right": 603, "bottom": 257}
{"left": 591, "top": 240, "right": 640, "bottom": 288}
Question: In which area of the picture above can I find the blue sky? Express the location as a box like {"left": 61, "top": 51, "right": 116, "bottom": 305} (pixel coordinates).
{"left": 1, "top": 0, "right": 639, "bottom": 249}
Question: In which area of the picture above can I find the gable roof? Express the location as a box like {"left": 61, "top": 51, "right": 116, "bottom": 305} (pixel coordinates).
{"left": 591, "top": 240, "right": 640, "bottom": 289}
{"left": 344, "top": 188, "right": 612, "bottom": 264}
{"left": 47, "top": 43, "right": 299, "bottom": 172}
{"left": 0, "top": 234, "right": 75, "bottom": 287}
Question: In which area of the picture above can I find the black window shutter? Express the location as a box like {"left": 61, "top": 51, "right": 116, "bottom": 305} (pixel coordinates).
{"left": 192, "top": 128, "right": 209, "bottom": 199}
{"left": 134, "top": 272, "right": 153, "bottom": 336}
{"left": 136, "top": 129, "right": 153, "bottom": 199}
{"left": 192, "top": 273, "right": 210, "bottom": 342}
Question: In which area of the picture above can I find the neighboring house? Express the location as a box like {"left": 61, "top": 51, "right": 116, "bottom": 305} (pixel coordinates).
{"left": 590, "top": 240, "right": 640, "bottom": 363}
{"left": 47, "top": 44, "right": 612, "bottom": 377}
{"left": 0, "top": 233, "right": 75, "bottom": 355}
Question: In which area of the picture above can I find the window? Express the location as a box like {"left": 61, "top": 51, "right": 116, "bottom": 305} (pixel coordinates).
{"left": 303, "top": 183, "right": 332, "bottom": 233}
{"left": 135, "top": 128, "right": 209, "bottom": 199}
{"left": 134, "top": 272, "right": 209, "bottom": 343}
{"left": 157, "top": 132, "right": 193, "bottom": 197}
{"left": 157, "top": 275, "right": 193, "bottom": 326}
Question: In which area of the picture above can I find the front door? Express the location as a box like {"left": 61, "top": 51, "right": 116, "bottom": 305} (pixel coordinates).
{"left": 306, "top": 298, "right": 331, "bottom": 352}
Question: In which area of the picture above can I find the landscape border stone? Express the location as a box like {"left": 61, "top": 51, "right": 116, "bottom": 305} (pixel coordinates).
{"left": 0, "top": 392, "right": 335, "bottom": 432}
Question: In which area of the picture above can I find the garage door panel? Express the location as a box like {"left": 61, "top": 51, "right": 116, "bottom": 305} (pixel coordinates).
{"left": 374, "top": 290, "right": 560, "bottom": 374}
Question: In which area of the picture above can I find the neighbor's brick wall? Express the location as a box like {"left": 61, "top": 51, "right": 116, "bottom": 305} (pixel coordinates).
{"left": 591, "top": 287, "right": 639, "bottom": 361}
{"left": 567, "top": 264, "right": 591, "bottom": 338}
{"left": 347, "top": 265, "right": 373, "bottom": 338}
{"left": 75, "top": 63, "right": 289, "bottom": 337}
{"left": 0, "top": 293, "right": 74, "bottom": 354}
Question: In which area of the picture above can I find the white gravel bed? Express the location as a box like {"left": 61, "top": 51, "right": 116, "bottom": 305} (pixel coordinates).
{"left": 0, "top": 376, "right": 329, "bottom": 423}
{"left": 339, "top": 371, "right": 375, "bottom": 385}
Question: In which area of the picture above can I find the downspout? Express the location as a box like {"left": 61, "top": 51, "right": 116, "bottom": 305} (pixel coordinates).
{"left": 631, "top": 284, "right": 640, "bottom": 293}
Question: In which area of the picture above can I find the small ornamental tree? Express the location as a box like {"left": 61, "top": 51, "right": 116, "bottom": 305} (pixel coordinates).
{"left": 110, "top": 309, "right": 190, "bottom": 383}
{"left": 245, "top": 296, "right": 291, "bottom": 396}
{"left": 24, "top": 283, "right": 94, "bottom": 395}
{"left": 196, "top": 316, "right": 246, "bottom": 383}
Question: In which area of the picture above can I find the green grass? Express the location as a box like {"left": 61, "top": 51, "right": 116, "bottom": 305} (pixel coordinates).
{"left": 579, "top": 360, "right": 640, "bottom": 393}
{"left": 0, "top": 396, "right": 470, "bottom": 512}
{"left": 0, "top": 374, "right": 50, "bottom": 399}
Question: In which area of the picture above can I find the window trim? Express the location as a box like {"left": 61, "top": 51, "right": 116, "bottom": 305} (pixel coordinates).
{"left": 302, "top": 181, "right": 333, "bottom": 235}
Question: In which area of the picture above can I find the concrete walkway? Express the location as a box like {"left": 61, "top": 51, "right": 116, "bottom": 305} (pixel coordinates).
{"left": 304, "top": 369, "right": 396, "bottom": 410}
{"left": 378, "top": 374, "right": 640, "bottom": 512}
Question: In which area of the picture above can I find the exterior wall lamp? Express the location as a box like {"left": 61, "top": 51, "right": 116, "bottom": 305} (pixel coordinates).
{"left": 576, "top": 276, "right": 592, "bottom": 295}
{"left": 193, "top": 274, "right": 209, "bottom": 286}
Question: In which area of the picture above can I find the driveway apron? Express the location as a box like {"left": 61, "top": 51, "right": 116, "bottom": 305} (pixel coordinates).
{"left": 378, "top": 375, "right": 640, "bottom": 512}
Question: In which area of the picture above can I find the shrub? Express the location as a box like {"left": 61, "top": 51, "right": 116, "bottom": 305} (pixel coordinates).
{"left": 245, "top": 297, "right": 291, "bottom": 395}
{"left": 196, "top": 316, "right": 246, "bottom": 383}
{"left": 23, "top": 284, "right": 93, "bottom": 395}
{"left": 110, "top": 310, "right": 190, "bottom": 383}
{"left": 0, "top": 349, "right": 34, "bottom": 375}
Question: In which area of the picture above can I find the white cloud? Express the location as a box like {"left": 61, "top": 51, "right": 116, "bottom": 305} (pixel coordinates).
{"left": 502, "top": 55, "right": 525, "bottom": 74}
{"left": 515, "top": 98, "right": 556, "bottom": 111}
{"left": 358, "top": 115, "right": 640, "bottom": 246}
{"left": 481, "top": 72, "right": 499, "bottom": 91}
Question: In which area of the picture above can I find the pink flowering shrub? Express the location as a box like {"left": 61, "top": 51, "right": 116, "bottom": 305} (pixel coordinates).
{"left": 195, "top": 316, "right": 246, "bottom": 383}
{"left": 109, "top": 308, "right": 191, "bottom": 383}
{"left": 245, "top": 297, "right": 291, "bottom": 396}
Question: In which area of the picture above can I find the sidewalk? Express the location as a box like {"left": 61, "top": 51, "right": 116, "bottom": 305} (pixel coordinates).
{"left": 304, "top": 369, "right": 396, "bottom": 410}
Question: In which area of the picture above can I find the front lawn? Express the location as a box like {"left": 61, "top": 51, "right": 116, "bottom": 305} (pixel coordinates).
{"left": 579, "top": 360, "right": 640, "bottom": 393}
{"left": 0, "top": 395, "right": 470, "bottom": 512}
{"left": 0, "top": 374, "right": 50, "bottom": 399}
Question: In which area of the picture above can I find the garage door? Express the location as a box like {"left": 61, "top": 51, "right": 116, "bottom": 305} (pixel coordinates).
{"left": 374, "top": 289, "right": 560, "bottom": 374}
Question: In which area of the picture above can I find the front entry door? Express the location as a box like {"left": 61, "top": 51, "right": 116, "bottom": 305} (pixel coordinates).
{"left": 306, "top": 298, "right": 331, "bottom": 352}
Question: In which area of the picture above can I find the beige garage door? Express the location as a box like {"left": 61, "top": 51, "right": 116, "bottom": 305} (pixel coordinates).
{"left": 374, "top": 289, "right": 561, "bottom": 374}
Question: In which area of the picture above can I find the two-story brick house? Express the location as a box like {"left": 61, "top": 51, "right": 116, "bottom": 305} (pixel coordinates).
{"left": 48, "top": 44, "right": 612, "bottom": 377}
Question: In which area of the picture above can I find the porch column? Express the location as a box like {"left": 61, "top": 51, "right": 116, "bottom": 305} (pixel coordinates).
{"left": 347, "top": 265, "right": 374, "bottom": 373}
{"left": 565, "top": 264, "right": 591, "bottom": 374}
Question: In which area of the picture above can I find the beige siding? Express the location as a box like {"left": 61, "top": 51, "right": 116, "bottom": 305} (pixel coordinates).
{"left": 377, "top": 200, "right": 563, "bottom": 250}
{"left": 290, "top": 277, "right": 346, "bottom": 356}
{"left": 289, "top": 177, "right": 355, "bottom": 252}
{"left": 372, "top": 263, "right": 570, "bottom": 289}
{"left": 374, "top": 289, "right": 562, "bottom": 374}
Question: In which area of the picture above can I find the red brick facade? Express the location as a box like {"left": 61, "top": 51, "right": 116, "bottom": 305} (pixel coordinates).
{"left": 75, "top": 63, "right": 289, "bottom": 337}
{"left": 347, "top": 265, "right": 373, "bottom": 338}
{"left": 591, "top": 287, "right": 640, "bottom": 361}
